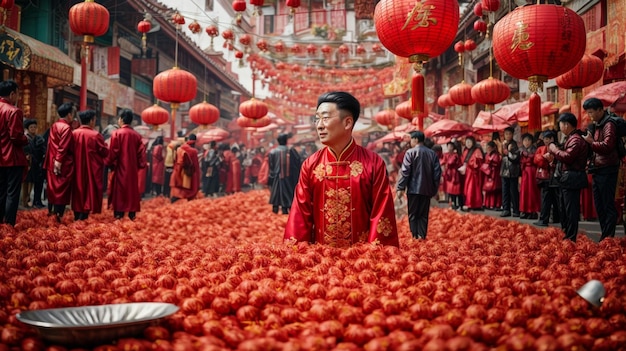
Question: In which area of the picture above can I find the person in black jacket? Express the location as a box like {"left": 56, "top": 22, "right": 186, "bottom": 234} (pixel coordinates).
{"left": 396, "top": 131, "right": 442, "bottom": 239}
{"left": 22, "top": 119, "right": 46, "bottom": 208}
{"left": 268, "top": 133, "right": 302, "bottom": 214}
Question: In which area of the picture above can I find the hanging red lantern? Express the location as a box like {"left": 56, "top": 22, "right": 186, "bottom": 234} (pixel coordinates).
{"left": 206, "top": 24, "right": 219, "bottom": 50}
{"left": 474, "top": 19, "right": 487, "bottom": 34}
{"left": 222, "top": 29, "right": 234, "bottom": 49}
{"left": 188, "top": 20, "right": 201, "bottom": 34}
{"left": 257, "top": 39, "right": 269, "bottom": 52}
{"left": 493, "top": 4, "right": 586, "bottom": 132}
{"left": 239, "top": 98, "right": 268, "bottom": 120}
{"left": 471, "top": 77, "right": 510, "bottom": 110}
{"left": 274, "top": 41, "right": 285, "bottom": 53}
{"left": 464, "top": 39, "right": 476, "bottom": 52}
{"left": 0, "top": 0, "right": 14, "bottom": 9}
{"left": 250, "top": 0, "right": 264, "bottom": 16}
{"left": 137, "top": 19, "right": 151, "bottom": 51}
{"left": 454, "top": 41, "right": 465, "bottom": 53}
{"left": 371, "top": 43, "right": 384, "bottom": 54}
{"left": 232, "top": 0, "right": 247, "bottom": 17}
{"left": 375, "top": 0, "right": 459, "bottom": 114}
{"left": 69, "top": 0, "right": 110, "bottom": 43}
{"left": 395, "top": 100, "right": 414, "bottom": 120}
{"left": 437, "top": 93, "right": 455, "bottom": 108}
{"left": 449, "top": 82, "right": 475, "bottom": 106}
{"left": 190, "top": 101, "right": 220, "bottom": 127}
{"left": 556, "top": 54, "right": 604, "bottom": 95}
{"left": 320, "top": 44, "right": 332, "bottom": 55}
{"left": 171, "top": 11, "right": 185, "bottom": 26}
{"left": 141, "top": 104, "right": 169, "bottom": 127}
{"left": 237, "top": 116, "right": 271, "bottom": 128}
{"left": 153, "top": 67, "right": 198, "bottom": 105}
{"left": 473, "top": 2, "right": 483, "bottom": 17}
{"left": 356, "top": 44, "right": 366, "bottom": 56}
{"left": 239, "top": 34, "right": 252, "bottom": 46}
{"left": 235, "top": 50, "right": 244, "bottom": 67}
{"left": 290, "top": 43, "right": 302, "bottom": 55}
{"left": 338, "top": 44, "right": 349, "bottom": 55}
{"left": 481, "top": 0, "right": 500, "bottom": 12}
{"left": 374, "top": 109, "right": 396, "bottom": 129}
{"left": 306, "top": 44, "right": 318, "bottom": 56}
{"left": 286, "top": 0, "right": 300, "bottom": 14}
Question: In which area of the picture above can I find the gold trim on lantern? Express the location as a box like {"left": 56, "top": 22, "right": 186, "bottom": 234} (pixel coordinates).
{"left": 409, "top": 54, "right": 428, "bottom": 72}
{"left": 83, "top": 35, "right": 95, "bottom": 43}
{"left": 528, "top": 75, "right": 547, "bottom": 93}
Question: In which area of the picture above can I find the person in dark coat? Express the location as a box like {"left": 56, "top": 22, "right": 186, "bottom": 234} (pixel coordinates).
{"left": 268, "top": 133, "right": 302, "bottom": 214}
{"left": 22, "top": 118, "right": 46, "bottom": 208}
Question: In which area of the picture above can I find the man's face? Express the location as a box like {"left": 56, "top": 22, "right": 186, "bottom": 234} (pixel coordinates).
{"left": 314, "top": 102, "right": 352, "bottom": 147}
{"left": 585, "top": 108, "right": 603, "bottom": 122}
{"left": 410, "top": 138, "right": 418, "bottom": 147}
{"left": 559, "top": 121, "right": 572, "bottom": 135}
{"left": 504, "top": 130, "right": 513, "bottom": 141}
{"left": 27, "top": 124, "right": 37, "bottom": 135}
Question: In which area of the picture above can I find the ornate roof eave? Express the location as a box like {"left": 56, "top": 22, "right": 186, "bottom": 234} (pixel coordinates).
{"left": 126, "top": 0, "right": 251, "bottom": 98}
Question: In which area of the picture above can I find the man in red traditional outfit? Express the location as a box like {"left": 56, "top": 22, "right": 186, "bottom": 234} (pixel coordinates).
{"left": 71, "top": 110, "right": 108, "bottom": 220}
{"left": 170, "top": 134, "right": 200, "bottom": 202}
{"left": 221, "top": 144, "right": 242, "bottom": 194}
{"left": 284, "top": 91, "right": 399, "bottom": 247}
{"left": 151, "top": 136, "right": 165, "bottom": 196}
{"left": 0, "top": 80, "right": 28, "bottom": 226}
{"left": 45, "top": 102, "right": 76, "bottom": 222}
{"left": 106, "top": 109, "right": 147, "bottom": 220}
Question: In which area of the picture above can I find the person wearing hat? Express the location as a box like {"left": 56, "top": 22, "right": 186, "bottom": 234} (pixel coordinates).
{"left": 106, "top": 109, "right": 147, "bottom": 220}
{"left": 533, "top": 130, "right": 560, "bottom": 227}
{"left": 22, "top": 118, "right": 46, "bottom": 209}
{"left": 548, "top": 113, "right": 590, "bottom": 241}
{"left": 170, "top": 134, "right": 200, "bottom": 202}
{"left": 284, "top": 91, "right": 399, "bottom": 247}
{"left": 0, "top": 80, "right": 28, "bottom": 226}
{"left": 268, "top": 133, "right": 302, "bottom": 214}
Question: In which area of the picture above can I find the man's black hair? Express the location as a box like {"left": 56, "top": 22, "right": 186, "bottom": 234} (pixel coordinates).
{"left": 582, "top": 97, "right": 604, "bottom": 111}
{"left": 58, "top": 102, "right": 76, "bottom": 118}
{"left": 317, "top": 91, "right": 360, "bottom": 124}
{"left": 119, "top": 108, "right": 134, "bottom": 125}
{"left": 0, "top": 80, "right": 18, "bottom": 97}
{"left": 78, "top": 110, "right": 96, "bottom": 125}
{"left": 558, "top": 112, "right": 578, "bottom": 128}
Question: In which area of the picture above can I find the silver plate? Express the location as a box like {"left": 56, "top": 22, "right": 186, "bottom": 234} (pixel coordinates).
{"left": 16, "top": 302, "right": 179, "bottom": 346}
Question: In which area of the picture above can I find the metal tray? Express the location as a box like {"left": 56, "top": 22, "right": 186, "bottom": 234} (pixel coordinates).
{"left": 16, "top": 302, "right": 178, "bottom": 346}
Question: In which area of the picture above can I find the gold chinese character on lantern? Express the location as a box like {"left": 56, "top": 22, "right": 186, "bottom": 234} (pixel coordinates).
{"left": 511, "top": 21, "right": 534, "bottom": 51}
{"left": 402, "top": 1, "right": 437, "bottom": 31}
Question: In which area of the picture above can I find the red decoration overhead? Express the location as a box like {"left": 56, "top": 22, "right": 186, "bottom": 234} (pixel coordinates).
{"left": 171, "top": 11, "right": 185, "bottom": 26}
{"left": 256, "top": 39, "right": 269, "bottom": 52}
{"left": 454, "top": 41, "right": 465, "bottom": 53}
{"left": 206, "top": 24, "right": 219, "bottom": 37}
{"left": 237, "top": 116, "right": 271, "bottom": 128}
{"left": 374, "top": 0, "right": 459, "bottom": 115}
{"left": 137, "top": 19, "right": 151, "bottom": 51}
{"left": 374, "top": 109, "right": 397, "bottom": 128}
{"left": 239, "top": 34, "right": 252, "bottom": 46}
{"left": 471, "top": 77, "right": 510, "bottom": 110}
{"left": 239, "top": 98, "right": 269, "bottom": 120}
{"left": 528, "top": 92, "right": 541, "bottom": 132}
{"left": 338, "top": 44, "right": 349, "bottom": 55}
{"left": 290, "top": 43, "right": 302, "bottom": 55}
{"left": 437, "top": 93, "right": 455, "bottom": 108}
{"left": 412, "top": 73, "right": 425, "bottom": 113}
{"left": 395, "top": 100, "right": 413, "bottom": 121}
{"left": 274, "top": 41, "right": 285, "bottom": 53}
{"left": 250, "top": 0, "right": 264, "bottom": 16}
{"left": 555, "top": 54, "right": 605, "bottom": 94}
{"left": 232, "top": 0, "right": 246, "bottom": 12}
{"left": 371, "top": 43, "right": 384, "bottom": 54}
{"left": 449, "top": 82, "right": 475, "bottom": 106}
{"left": 306, "top": 44, "right": 317, "bottom": 56}
{"left": 481, "top": 0, "right": 500, "bottom": 12}
{"left": 474, "top": 19, "right": 487, "bottom": 34}
{"left": 222, "top": 29, "right": 234, "bottom": 49}
{"left": 356, "top": 45, "right": 366, "bottom": 56}
{"left": 188, "top": 20, "right": 201, "bottom": 34}
{"left": 0, "top": 0, "right": 14, "bottom": 10}
{"left": 141, "top": 104, "right": 169, "bottom": 127}
{"left": 153, "top": 67, "right": 198, "bottom": 105}
{"left": 190, "top": 102, "right": 220, "bottom": 127}
{"left": 320, "top": 44, "right": 332, "bottom": 55}
{"left": 473, "top": 2, "right": 483, "bottom": 17}
{"left": 464, "top": 39, "right": 476, "bottom": 52}
{"left": 286, "top": 0, "right": 301, "bottom": 14}
{"left": 68, "top": 0, "right": 110, "bottom": 43}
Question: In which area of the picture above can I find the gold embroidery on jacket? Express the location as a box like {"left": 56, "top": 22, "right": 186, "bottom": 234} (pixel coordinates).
{"left": 314, "top": 163, "right": 326, "bottom": 181}
{"left": 323, "top": 188, "right": 352, "bottom": 247}
{"left": 377, "top": 217, "right": 393, "bottom": 237}
{"left": 350, "top": 161, "right": 364, "bottom": 177}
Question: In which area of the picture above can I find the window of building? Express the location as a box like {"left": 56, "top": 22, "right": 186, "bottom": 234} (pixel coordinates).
{"left": 547, "top": 86, "right": 558, "bottom": 103}
{"left": 119, "top": 57, "right": 131, "bottom": 86}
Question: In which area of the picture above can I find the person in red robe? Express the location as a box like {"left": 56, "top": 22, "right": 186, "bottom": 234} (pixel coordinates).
{"left": 443, "top": 142, "right": 463, "bottom": 209}
{"left": 285, "top": 92, "right": 399, "bottom": 247}
{"left": 519, "top": 133, "right": 541, "bottom": 219}
{"left": 106, "top": 109, "right": 147, "bottom": 220}
{"left": 71, "top": 110, "right": 108, "bottom": 220}
{"left": 461, "top": 136, "right": 484, "bottom": 211}
{"left": 533, "top": 130, "right": 560, "bottom": 226}
{"left": 170, "top": 134, "right": 200, "bottom": 202}
{"left": 482, "top": 141, "right": 502, "bottom": 210}
{"left": 151, "top": 136, "right": 165, "bottom": 196}
{"left": 221, "top": 144, "right": 242, "bottom": 194}
{"left": 45, "top": 102, "right": 76, "bottom": 222}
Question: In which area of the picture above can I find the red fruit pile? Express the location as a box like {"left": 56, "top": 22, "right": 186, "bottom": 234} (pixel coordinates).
{"left": 0, "top": 190, "right": 625, "bottom": 350}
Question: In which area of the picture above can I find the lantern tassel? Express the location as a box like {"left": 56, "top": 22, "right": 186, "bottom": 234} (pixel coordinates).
{"left": 412, "top": 73, "right": 425, "bottom": 115}
{"left": 528, "top": 92, "right": 541, "bottom": 133}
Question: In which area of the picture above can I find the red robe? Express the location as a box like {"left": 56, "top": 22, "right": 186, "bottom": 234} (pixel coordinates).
{"left": 443, "top": 152, "right": 462, "bottom": 195}
{"left": 151, "top": 144, "right": 165, "bottom": 185}
{"left": 170, "top": 142, "right": 200, "bottom": 200}
{"left": 482, "top": 151, "right": 502, "bottom": 209}
{"left": 520, "top": 147, "right": 541, "bottom": 213}
{"left": 462, "top": 147, "right": 484, "bottom": 209}
{"left": 580, "top": 174, "right": 597, "bottom": 220}
{"left": 284, "top": 140, "right": 399, "bottom": 248}
{"left": 222, "top": 150, "right": 242, "bottom": 193}
{"left": 71, "top": 126, "right": 108, "bottom": 214}
{"left": 45, "top": 119, "right": 74, "bottom": 206}
{"left": 106, "top": 125, "right": 147, "bottom": 212}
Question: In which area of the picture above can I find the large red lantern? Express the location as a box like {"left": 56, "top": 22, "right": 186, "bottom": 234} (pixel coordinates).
{"left": 232, "top": 0, "right": 246, "bottom": 24}
{"left": 239, "top": 98, "right": 268, "bottom": 120}
{"left": 190, "top": 102, "right": 220, "bottom": 127}
{"left": 437, "top": 93, "right": 455, "bottom": 109}
{"left": 237, "top": 116, "right": 271, "bottom": 128}
{"left": 141, "top": 104, "right": 169, "bottom": 127}
{"left": 153, "top": 67, "right": 198, "bottom": 139}
{"left": 556, "top": 54, "right": 604, "bottom": 96}
{"left": 471, "top": 77, "right": 510, "bottom": 110}
{"left": 449, "top": 82, "right": 475, "bottom": 106}
{"left": 374, "top": 0, "right": 459, "bottom": 114}
{"left": 493, "top": 4, "right": 586, "bottom": 132}
{"left": 395, "top": 101, "right": 413, "bottom": 121}
{"left": 374, "top": 109, "right": 397, "bottom": 129}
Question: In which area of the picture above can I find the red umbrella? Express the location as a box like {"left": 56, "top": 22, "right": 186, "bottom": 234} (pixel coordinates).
{"left": 584, "top": 81, "right": 626, "bottom": 113}
{"left": 472, "top": 110, "right": 513, "bottom": 135}
{"left": 424, "top": 119, "right": 472, "bottom": 138}
{"left": 196, "top": 127, "right": 230, "bottom": 146}
{"left": 374, "top": 132, "right": 408, "bottom": 144}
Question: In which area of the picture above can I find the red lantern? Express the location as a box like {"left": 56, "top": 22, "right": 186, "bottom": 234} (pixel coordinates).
{"left": 188, "top": 20, "right": 201, "bottom": 34}
{"left": 257, "top": 39, "right": 269, "bottom": 52}
{"left": 320, "top": 45, "right": 332, "bottom": 55}
{"left": 449, "top": 82, "right": 475, "bottom": 106}
{"left": 474, "top": 19, "right": 487, "bottom": 34}
{"left": 0, "top": 0, "right": 14, "bottom": 9}
{"left": 290, "top": 43, "right": 302, "bottom": 55}
{"left": 473, "top": 2, "right": 483, "bottom": 17}
{"left": 291, "top": 64, "right": 301, "bottom": 73}
{"left": 464, "top": 39, "right": 476, "bottom": 52}
{"left": 556, "top": 54, "right": 604, "bottom": 95}
{"left": 141, "top": 104, "right": 169, "bottom": 127}
{"left": 239, "top": 34, "right": 252, "bottom": 46}
{"left": 239, "top": 98, "right": 269, "bottom": 120}
{"left": 493, "top": 4, "right": 586, "bottom": 132}
{"left": 286, "top": 0, "right": 300, "bottom": 14}
{"left": 338, "top": 44, "right": 349, "bottom": 55}
{"left": 153, "top": 67, "right": 198, "bottom": 105}
{"left": 374, "top": 0, "right": 459, "bottom": 114}
{"left": 190, "top": 102, "right": 220, "bottom": 127}
{"left": 374, "top": 109, "right": 396, "bottom": 129}
{"left": 250, "top": 0, "right": 264, "bottom": 16}
{"left": 237, "top": 116, "right": 271, "bottom": 128}
{"left": 306, "top": 44, "right": 318, "bottom": 56}
{"left": 371, "top": 43, "right": 384, "bottom": 53}
{"left": 454, "top": 41, "right": 465, "bottom": 53}
{"left": 395, "top": 101, "right": 414, "bottom": 120}
{"left": 137, "top": 19, "right": 151, "bottom": 50}
{"left": 171, "top": 12, "right": 185, "bottom": 26}
{"left": 69, "top": 0, "right": 110, "bottom": 43}
{"left": 437, "top": 93, "right": 455, "bottom": 108}
{"left": 356, "top": 45, "right": 366, "bottom": 56}
{"left": 274, "top": 41, "right": 285, "bottom": 53}
{"left": 206, "top": 24, "right": 219, "bottom": 37}
{"left": 471, "top": 77, "right": 510, "bottom": 110}
{"left": 222, "top": 29, "right": 234, "bottom": 49}
{"left": 232, "top": 0, "right": 246, "bottom": 12}
{"left": 481, "top": 0, "right": 500, "bottom": 12}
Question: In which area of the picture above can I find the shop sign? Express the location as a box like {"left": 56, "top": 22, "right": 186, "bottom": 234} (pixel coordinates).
{"left": 0, "top": 31, "right": 31, "bottom": 69}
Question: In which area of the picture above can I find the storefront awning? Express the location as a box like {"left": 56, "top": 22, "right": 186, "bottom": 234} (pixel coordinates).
{"left": 0, "top": 27, "right": 75, "bottom": 87}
